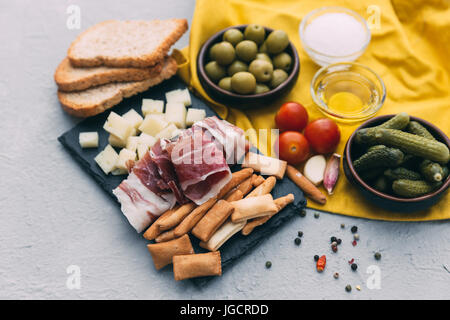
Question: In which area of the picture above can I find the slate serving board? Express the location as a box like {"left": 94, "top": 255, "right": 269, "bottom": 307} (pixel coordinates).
{"left": 58, "top": 76, "right": 306, "bottom": 286}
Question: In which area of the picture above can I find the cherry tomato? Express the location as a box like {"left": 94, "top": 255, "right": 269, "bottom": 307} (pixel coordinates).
{"left": 275, "top": 102, "right": 309, "bottom": 132}
{"left": 276, "top": 131, "right": 310, "bottom": 165}
{"left": 304, "top": 118, "right": 340, "bottom": 154}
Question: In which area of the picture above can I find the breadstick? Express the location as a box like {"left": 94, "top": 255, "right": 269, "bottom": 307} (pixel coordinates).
{"left": 236, "top": 177, "right": 253, "bottom": 196}
{"left": 155, "top": 229, "right": 176, "bottom": 243}
{"left": 173, "top": 198, "right": 217, "bottom": 238}
{"left": 147, "top": 234, "right": 194, "bottom": 270}
{"left": 217, "top": 168, "right": 254, "bottom": 199}
{"left": 199, "top": 219, "right": 246, "bottom": 251}
{"left": 242, "top": 193, "right": 294, "bottom": 236}
{"left": 143, "top": 206, "right": 179, "bottom": 240}
{"left": 230, "top": 194, "right": 278, "bottom": 223}
{"left": 286, "top": 165, "right": 326, "bottom": 205}
{"left": 157, "top": 202, "right": 196, "bottom": 231}
{"left": 173, "top": 251, "right": 222, "bottom": 281}
{"left": 192, "top": 200, "right": 235, "bottom": 242}
{"left": 242, "top": 152, "right": 287, "bottom": 179}
{"left": 246, "top": 176, "right": 276, "bottom": 198}
{"left": 251, "top": 174, "right": 265, "bottom": 187}
{"left": 225, "top": 189, "right": 244, "bottom": 202}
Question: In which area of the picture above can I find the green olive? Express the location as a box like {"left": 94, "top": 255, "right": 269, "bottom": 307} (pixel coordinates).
{"left": 205, "top": 61, "right": 227, "bottom": 83}
{"left": 244, "top": 24, "right": 266, "bottom": 45}
{"left": 248, "top": 59, "right": 273, "bottom": 83}
{"left": 209, "top": 43, "right": 220, "bottom": 60}
{"left": 231, "top": 72, "right": 256, "bottom": 94}
{"left": 255, "top": 53, "right": 272, "bottom": 64}
{"left": 227, "top": 60, "right": 248, "bottom": 76}
{"left": 266, "top": 30, "right": 289, "bottom": 54}
{"left": 269, "top": 69, "right": 288, "bottom": 88}
{"left": 254, "top": 83, "right": 270, "bottom": 94}
{"left": 223, "top": 29, "right": 244, "bottom": 46}
{"left": 272, "top": 52, "right": 292, "bottom": 72}
{"left": 218, "top": 77, "right": 232, "bottom": 91}
{"left": 214, "top": 41, "right": 236, "bottom": 66}
{"left": 259, "top": 41, "right": 268, "bottom": 53}
{"left": 235, "top": 40, "right": 258, "bottom": 62}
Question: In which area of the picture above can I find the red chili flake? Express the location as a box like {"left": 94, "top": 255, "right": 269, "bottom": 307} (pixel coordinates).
{"left": 348, "top": 258, "right": 354, "bottom": 264}
{"left": 316, "top": 255, "right": 326, "bottom": 272}
{"left": 352, "top": 240, "right": 357, "bottom": 246}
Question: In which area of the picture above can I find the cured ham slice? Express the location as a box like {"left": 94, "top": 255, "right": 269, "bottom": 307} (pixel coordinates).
{"left": 170, "top": 127, "right": 232, "bottom": 205}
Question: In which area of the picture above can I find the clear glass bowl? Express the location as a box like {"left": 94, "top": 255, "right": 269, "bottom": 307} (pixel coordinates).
{"left": 299, "top": 6, "right": 371, "bottom": 66}
{"left": 311, "top": 62, "right": 386, "bottom": 123}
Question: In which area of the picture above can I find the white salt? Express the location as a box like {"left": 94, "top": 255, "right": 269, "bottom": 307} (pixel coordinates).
{"left": 304, "top": 12, "right": 367, "bottom": 56}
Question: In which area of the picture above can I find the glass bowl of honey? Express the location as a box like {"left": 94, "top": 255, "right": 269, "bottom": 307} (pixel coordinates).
{"left": 311, "top": 62, "right": 386, "bottom": 123}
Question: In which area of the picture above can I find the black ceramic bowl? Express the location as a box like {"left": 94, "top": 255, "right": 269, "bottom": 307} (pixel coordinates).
{"left": 197, "top": 24, "right": 300, "bottom": 110}
{"left": 343, "top": 115, "right": 450, "bottom": 213}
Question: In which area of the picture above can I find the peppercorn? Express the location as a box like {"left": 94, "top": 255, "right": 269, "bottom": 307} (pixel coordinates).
{"left": 345, "top": 285, "right": 352, "bottom": 292}
{"left": 351, "top": 263, "right": 358, "bottom": 271}
{"left": 265, "top": 261, "right": 272, "bottom": 268}
{"left": 298, "top": 231, "right": 303, "bottom": 237}
{"left": 314, "top": 255, "right": 319, "bottom": 261}
{"left": 331, "top": 241, "right": 338, "bottom": 247}
{"left": 356, "top": 285, "right": 361, "bottom": 291}
{"left": 337, "top": 238, "right": 342, "bottom": 245}
{"left": 354, "top": 233, "right": 360, "bottom": 241}
{"left": 351, "top": 226, "right": 358, "bottom": 233}
{"left": 341, "top": 223, "right": 345, "bottom": 229}
{"left": 333, "top": 272, "right": 339, "bottom": 279}
{"left": 330, "top": 236, "right": 337, "bottom": 243}
{"left": 314, "top": 212, "right": 320, "bottom": 219}
{"left": 331, "top": 245, "right": 338, "bottom": 253}
{"left": 374, "top": 252, "right": 382, "bottom": 260}
{"left": 294, "top": 238, "right": 301, "bottom": 246}
{"left": 299, "top": 209, "right": 307, "bottom": 217}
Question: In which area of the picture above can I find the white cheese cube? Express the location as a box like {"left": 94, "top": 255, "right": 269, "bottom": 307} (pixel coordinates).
{"left": 137, "top": 143, "right": 150, "bottom": 159}
{"left": 116, "top": 148, "right": 136, "bottom": 171}
{"left": 103, "top": 112, "right": 134, "bottom": 141}
{"left": 165, "top": 102, "right": 186, "bottom": 128}
{"left": 130, "top": 128, "right": 138, "bottom": 136}
{"left": 155, "top": 124, "right": 179, "bottom": 139}
{"left": 79, "top": 132, "right": 99, "bottom": 148}
{"left": 126, "top": 136, "right": 140, "bottom": 153}
{"left": 139, "top": 133, "right": 157, "bottom": 148}
{"left": 94, "top": 144, "right": 119, "bottom": 174}
{"left": 142, "top": 99, "right": 164, "bottom": 115}
{"left": 138, "top": 114, "right": 168, "bottom": 136}
{"left": 108, "top": 134, "right": 126, "bottom": 148}
{"left": 166, "top": 88, "right": 192, "bottom": 106}
{"left": 122, "top": 109, "right": 143, "bottom": 129}
{"left": 111, "top": 168, "right": 128, "bottom": 175}
{"left": 186, "top": 108, "right": 206, "bottom": 126}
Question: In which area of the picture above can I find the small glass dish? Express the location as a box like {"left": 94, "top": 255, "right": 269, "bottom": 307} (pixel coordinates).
{"left": 311, "top": 62, "right": 386, "bottom": 123}
{"left": 299, "top": 6, "right": 371, "bottom": 66}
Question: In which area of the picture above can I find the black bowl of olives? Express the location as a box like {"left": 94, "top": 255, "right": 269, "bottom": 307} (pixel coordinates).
{"left": 197, "top": 24, "right": 300, "bottom": 110}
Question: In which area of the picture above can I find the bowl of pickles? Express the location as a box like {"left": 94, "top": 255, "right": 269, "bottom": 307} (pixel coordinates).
{"left": 197, "top": 24, "right": 300, "bottom": 109}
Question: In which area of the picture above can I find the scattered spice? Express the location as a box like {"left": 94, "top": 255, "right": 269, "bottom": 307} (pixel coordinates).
{"left": 295, "top": 238, "right": 301, "bottom": 246}
{"left": 345, "top": 285, "right": 352, "bottom": 292}
{"left": 316, "top": 255, "right": 326, "bottom": 272}
{"left": 331, "top": 241, "right": 338, "bottom": 247}
{"left": 265, "top": 261, "right": 272, "bottom": 269}
{"left": 314, "top": 255, "right": 319, "bottom": 261}
{"left": 353, "top": 233, "right": 360, "bottom": 241}
{"left": 333, "top": 272, "right": 339, "bottom": 279}
{"left": 356, "top": 285, "right": 361, "bottom": 291}
{"left": 299, "top": 209, "right": 307, "bottom": 217}
{"left": 330, "top": 236, "right": 337, "bottom": 243}
{"left": 351, "top": 263, "right": 358, "bottom": 271}
{"left": 352, "top": 240, "right": 357, "bottom": 246}
{"left": 351, "top": 226, "right": 358, "bottom": 233}
{"left": 374, "top": 252, "right": 382, "bottom": 260}
{"left": 331, "top": 245, "right": 338, "bottom": 253}
{"left": 298, "top": 231, "right": 303, "bottom": 237}
{"left": 337, "top": 238, "right": 342, "bottom": 245}
{"left": 348, "top": 258, "right": 354, "bottom": 264}
{"left": 314, "top": 212, "right": 320, "bottom": 219}
{"left": 341, "top": 223, "right": 345, "bottom": 229}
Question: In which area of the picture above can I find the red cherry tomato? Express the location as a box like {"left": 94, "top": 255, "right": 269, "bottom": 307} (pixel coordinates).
{"left": 276, "top": 131, "right": 310, "bottom": 165}
{"left": 304, "top": 118, "right": 341, "bottom": 154}
{"left": 275, "top": 102, "right": 309, "bottom": 132}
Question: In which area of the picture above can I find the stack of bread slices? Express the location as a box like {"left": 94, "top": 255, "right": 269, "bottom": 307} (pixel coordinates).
{"left": 55, "top": 19, "right": 188, "bottom": 117}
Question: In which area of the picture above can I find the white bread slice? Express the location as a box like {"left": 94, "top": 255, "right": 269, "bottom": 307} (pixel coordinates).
{"left": 58, "top": 56, "right": 177, "bottom": 118}
{"left": 68, "top": 19, "right": 188, "bottom": 68}
{"left": 54, "top": 57, "right": 163, "bottom": 92}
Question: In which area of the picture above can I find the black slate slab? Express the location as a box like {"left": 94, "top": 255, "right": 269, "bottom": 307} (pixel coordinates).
{"left": 58, "top": 76, "right": 306, "bottom": 286}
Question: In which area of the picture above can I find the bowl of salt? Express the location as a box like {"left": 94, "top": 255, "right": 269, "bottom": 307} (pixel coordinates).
{"left": 299, "top": 7, "right": 371, "bottom": 66}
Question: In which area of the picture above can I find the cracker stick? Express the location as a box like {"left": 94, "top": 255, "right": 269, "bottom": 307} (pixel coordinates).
{"left": 217, "top": 168, "right": 254, "bottom": 199}
{"left": 251, "top": 174, "right": 265, "bottom": 187}
{"left": 199, "top": 219, "right": 246, "bottom": 251}
{"left": 173, "top": 251, "right": 222, "bottom": 281}
{"left": 230, "top": 194, "right": 278, "bottom": 223}
{"left": 143, "top": 206, "right": 179, "bottom": 240}
{"left": 236, "top": 177, "right": 253, "bottom": 196}
{"left": 147, "top": 234, "right": 194, "bottom": 270}
{"left": 155, "top": 229, "right": 176, "bottom": 243}
{"left": 286, "top": 165, "right": 326, "bottom": 205}
{"left": 246, "top": 176, "right": 277, "bottom": 198}
{"left": 157, "top": 202, "right": 196, "bottom": 231}
{"left": 225, "top": 189, "right": 244, "bottom": 202}
{"left": 173, "top": 198, "right": 217, "bottom": 238}
{"left": 192, "top": 200, "right": 235, "bottom": 242}
{"left": 242, "top": 193, "right": 294, "bottom": 236}
{"left": 242, "top": 152, "right": 287, "bottom": 179}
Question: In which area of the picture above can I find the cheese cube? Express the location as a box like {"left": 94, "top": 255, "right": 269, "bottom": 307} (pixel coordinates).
{"left": 94, "top": 145, "right": 119, "bottom": 174}
{"left": 155, "top": 124, "right": 179, "bottom": 139}
{"left": 103, "top": 112, "right": 134, "bottom": 141}
{"left": 126, "top": 136, "right": 140, "bottom": 153}
{"left": 171, "top": 129, "right": 183, "bottom": 139}
{"left": 79, "top": 132, "right": 99, "bottom": 148}
{"left": 138, "top": 114, "right": 168, "bottom": 136}
{"left": 116, "top": 148, "right": 136, "bottom": 171}
{"left": 139, "top": 133, "right": 157, "bottom": 148}
{"left": 108, "top": 134, "right": 126, "bottom": 148}
{"left": 142, "top": 99, "right": 164, "bottom": 115}
{"left": 137, "top": 143, "right": 150, "bottom": 159}
{"left": 186, "top": 108, "right": 206, "bottom": 126}
{"left": 111, "top": 168, "right": 128, "bottom": 175}
{"left": 122, "top": 109, "right": 143, "bottom": 129}
{"left": 165, "top": 102, "right": 186, "bottom": 128}
{"left": 165, "top": 88, "right": 192, "bottom": 106}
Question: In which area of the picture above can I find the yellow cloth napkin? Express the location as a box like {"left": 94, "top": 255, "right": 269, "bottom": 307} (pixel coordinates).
{"left": 176, "top": 0, "right": 450, "bottom": 221}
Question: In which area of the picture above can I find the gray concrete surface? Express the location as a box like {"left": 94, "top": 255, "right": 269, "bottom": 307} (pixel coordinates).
{"left": 0, "top": 0, "right": 449, "bottom": 300}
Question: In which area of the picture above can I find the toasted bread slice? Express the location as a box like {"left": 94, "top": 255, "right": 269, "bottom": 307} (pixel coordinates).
{"left": 68, "top": 19, "right": 188, "bottom": 68}
{"left": 55, "top": 57, "right": 163, "bottom": 92}
{"left": 58, "top": 56, "right": 177, "bottom": 117}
